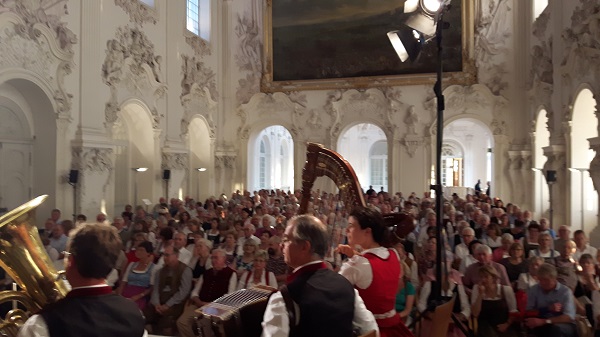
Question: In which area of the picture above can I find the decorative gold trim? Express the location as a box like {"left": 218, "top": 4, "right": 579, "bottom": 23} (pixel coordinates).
{"left": 261, "top": 0, "right": 476, "bottom": 92}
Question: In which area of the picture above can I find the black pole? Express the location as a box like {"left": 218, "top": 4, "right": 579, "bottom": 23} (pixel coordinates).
{"left": 432, "top": 6, "right": 446, "bottom": 303}
{"left": 71, "top": 182, "right": 77, "bottom": 223}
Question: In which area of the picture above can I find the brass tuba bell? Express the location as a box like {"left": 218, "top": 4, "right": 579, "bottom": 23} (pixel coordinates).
{"left": 0, "top": 195, "right": 69, "bottom": 335}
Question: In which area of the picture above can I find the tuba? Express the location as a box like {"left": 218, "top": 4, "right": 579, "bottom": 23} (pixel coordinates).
{"left": 0, "top": 195, "right": 69, "bottom": 336}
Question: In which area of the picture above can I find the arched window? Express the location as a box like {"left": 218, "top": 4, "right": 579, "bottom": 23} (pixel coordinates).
{"left": 187, "top": 0, "right": 210, "bottom": 41}
{"left": 441, "top": 143, "right": 463, "bottom": 187}
{"left": 369, "top": 141, "right": 388, "bottom": 189}
{"left": 140, "top": 0, "right": 154, "bottom": 7}
{"left": 533, "top": 0, "right": 548, "bottom": 21}
{"left": 258, "top": 139, "right": 268, "bottom": 189}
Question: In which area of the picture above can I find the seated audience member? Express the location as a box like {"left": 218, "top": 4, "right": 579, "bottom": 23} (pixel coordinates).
{"left": 18, "top": 224, "right": 146, "bottom": 337}
{"left": 237, "top": 250, "right": 277, "bottom": 290}
{"left": 116, "top": 241, "right": 156, "bottom": 310}
{"left": 529, "top": 233, "right": 559, "bottom": 261}
{"left": 236, "top": 223, "right": 260, "bottom": 256}
{"left": 124, "top": 232, "right": 146, "bottom": 264}
{"left": 553, "top": 239, "right": 579, "bottom": 290}
{"left": 143, "top": 245, "right": 192, "bottom": 336}
{"left": 187, "top": 238, "right": 213, "bottom": 281}
{"left": 49, "top": 223, "right": 68, "bottom": 256}
{"left": 205, "top": 217, "right": 221, "bottom": 246}
{"left": 395, "top": 261, "right": 416, "bottom": 324}
{"left": 525, "top": 263, "right": 576, "bottom": 337}
{"left": 463, "top": 245, "right": 511, "bottom": 290}
{"left": 177, "top": 249, "right": 237, "bottom": 337}
{"left": 417, "top": 262, "right": 470, "bottom": 337}
{"left": 236, "top": 238, "right": 258, "bottom": 276}
{"left": 262, "top": 215, "right": 378, "bottom": 337}
{"left": 554, "top": 225, "right": 571, "bottom": 255}
{"left": 492, "top": 234, "right": 514, "bottom": 263}
{"left": 459, "top": 240, "right": 482, "bottom": 274}
{"left": 417, "top": 236, "right": 437, "bottom": 284}
{"left": 266, "top": 235, "right": 288, "bottom": 287}
{"left": 538, "top": 218, "right": 555, "bottom": 239}
{"left": 395, "top": 241, "right": 419, "bottom": 289}
{"left": 574, "top": 254, "right": 599, "bottom": 327}
{"left": 522, "top": 222, "right": 541, "bottom": 257}
{"left": 219, "top": 231, "right": 238, "bottom": 267}
{"left": 483, "top": 224, "right": 502, "bottom": 249}
{"left": 573, "top": 230, "right": 598, "bottom": 262}
{"left": 517, "top": 256, "right": 544, "bottom": 292}
{"left": 471, "top": 265, "right": 519, "bottom": 337}
{"left": 499, "top": 242, "right": 528, "bottom": 289}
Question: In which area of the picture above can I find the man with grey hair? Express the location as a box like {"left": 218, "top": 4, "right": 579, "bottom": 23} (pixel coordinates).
{"left": 462, "top": 244, "right": 510, "bottom": 290}
{"left": 262, "top": 215, "right": 377, "bottom": 337}
{"left": 177, "top": 248, "right": 236, "bottom": 337}
{"left": 524, "top": 263, "right": 576, "bottom": 337}
{"left": 454, "top": 226, "right": 475, "bottom": 262}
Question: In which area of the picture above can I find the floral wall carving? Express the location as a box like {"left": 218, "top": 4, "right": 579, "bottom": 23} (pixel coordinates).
{"left": 162, "top": 152, "right": 189, "bottom": 171}
{"left": 114, "top": 0, "right": 158, "bottom": 26}
{"left": 235, "top": 11, "right": 262, "bottom": 104}
{"left": 102, "top": 26, "right": 167, "bottom": 128}
{"left": 72, "top": 147, "right": 114, "bottom": 172}
{"left": 0, "top": 2, "right": 75, "bottom": 116}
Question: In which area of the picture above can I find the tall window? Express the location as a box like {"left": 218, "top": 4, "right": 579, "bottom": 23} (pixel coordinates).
{"left": 259, "top": 140, "right": 268, "bottom": 189}
{"left": 533, "top": 0, "right": 548, "bottom": 21}
{"left": 140, "top": 0, "right": 154, "bottom": 7}
{"left": 441, "top": 143, "right": 463, "bottom": 187}
{"left": 369, "top": 141, "right": 388, "bottom": 189}
{"left": 187, "top": 0, "right": 211, "bottom": 41}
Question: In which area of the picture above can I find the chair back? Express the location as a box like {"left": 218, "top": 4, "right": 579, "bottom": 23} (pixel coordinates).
{"left": 428, "top": 296, "right": 456, "bottom": 337}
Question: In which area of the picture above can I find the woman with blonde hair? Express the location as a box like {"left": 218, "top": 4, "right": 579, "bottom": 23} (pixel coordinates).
{"left": 471, "top": 264, "right": 518, "bottom": 337}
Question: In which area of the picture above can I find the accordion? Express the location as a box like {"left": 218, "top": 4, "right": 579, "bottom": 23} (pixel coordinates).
{"left": 195, "top": 286, "right": 277, "bottom": 337}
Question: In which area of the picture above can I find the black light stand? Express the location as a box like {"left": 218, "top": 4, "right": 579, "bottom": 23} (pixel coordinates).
{"left": 69, "top": 181, "right": 77, "bottom": 223}
{"left": 431, "top": 4, "right": 448, "bottom": 305}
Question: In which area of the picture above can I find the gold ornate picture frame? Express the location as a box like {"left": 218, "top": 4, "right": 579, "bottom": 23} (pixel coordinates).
{"left": 261, "top": 0, "right": 476, "bottom": 92}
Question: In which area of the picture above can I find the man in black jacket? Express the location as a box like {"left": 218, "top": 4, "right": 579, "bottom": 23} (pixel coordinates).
{"left": 261, "top": 215, "right": 377, "bottom": 337}
{"left": 18, "top": 224, "right": 146, "bottom": 337}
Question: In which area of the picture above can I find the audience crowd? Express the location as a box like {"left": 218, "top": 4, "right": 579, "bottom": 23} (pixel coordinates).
{"left": 34, "top": 188, "right": 600, "bottom": 337}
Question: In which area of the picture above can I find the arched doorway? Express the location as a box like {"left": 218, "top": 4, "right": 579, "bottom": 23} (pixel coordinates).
{"left": 443, "top": 118, "right": 494, "bottom": 195}
{"left": 248, "top": 125, "right": 294, "bottom": 192}
{"left": 0, "top": 80, "right": 56, "bottom": 220}
{"left": 112, "top": 101, "right": 156, "bottom": 212}
{"left": 570, "top": 88, "right": 598, "bottom": 234}
{"left": 189, "top": 117, "right": 212, "bottom": 200}
{"left": 534, "top": 109, "right": 550, "bottom": 219}
{"left": 338, "top": 123, "right": 388, "bottom": 192}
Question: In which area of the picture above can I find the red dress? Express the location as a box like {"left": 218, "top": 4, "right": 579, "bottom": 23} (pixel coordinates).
{"left": 358, "top": 250, "right": 414, "bottom": 337}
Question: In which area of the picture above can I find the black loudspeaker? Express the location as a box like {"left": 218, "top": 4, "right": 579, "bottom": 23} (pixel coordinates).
{"left": 546, "top": 170, "right": 557, "bottom": 183}
{"left": 163, "top": 169, "right": 171, "bottom": 180}
{"left": 68, "top": 169, "right": 79, "bottom": 184}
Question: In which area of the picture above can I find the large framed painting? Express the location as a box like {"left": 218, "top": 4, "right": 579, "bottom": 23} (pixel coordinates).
{"left": 261, "top": 0, "right": 476, "bottom": 92}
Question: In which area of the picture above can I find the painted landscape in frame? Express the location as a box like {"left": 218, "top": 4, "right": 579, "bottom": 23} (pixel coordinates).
{"left": 261, "top": 0, "right": 475, "bottom": 92}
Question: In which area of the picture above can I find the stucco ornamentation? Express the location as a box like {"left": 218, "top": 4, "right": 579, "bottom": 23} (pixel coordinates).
{"left": 114, "top": 0, "right": 158, "bottom": 26}
{"left": 185, "top": 34, "right": 211, "bottom": 57}
{"left": 162, "top": 152, "right": 188, "bottom": 171}
{"left": 181, "top": 55, "right": 217, "bottom": 99}
{"left": 102, "top": 26, "right": 167, "bottom": 128}
{"left": 181, "top": 84, "right": 217, "bottom": 139}
{"left": 0, "top": 7, "right": 75, "bottom": 116}
{"left": 72, "top": 147, "right": 114, "bottom": 172}
{"left": 235, "top": 11, "right": 262, "bottom": 104}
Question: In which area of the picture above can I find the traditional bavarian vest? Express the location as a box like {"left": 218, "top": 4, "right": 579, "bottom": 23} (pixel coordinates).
{"left": 198, "top": 267, "right": 235, "bottom": 302}
{"left": 158, "top": 261, "right": 188, "bottom": 304}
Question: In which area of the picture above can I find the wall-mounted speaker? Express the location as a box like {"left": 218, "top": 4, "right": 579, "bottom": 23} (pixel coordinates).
{"left": 69, "top": 169, "right": 79, "bottom": 184}
{"left": 163, "top": 169, "right": 171, "bottom": 180}
{"left": 546, "top": 170, "right": 557, "bottom": 183}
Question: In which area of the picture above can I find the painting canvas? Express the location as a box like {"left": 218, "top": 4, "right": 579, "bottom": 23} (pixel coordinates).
{"left": 262, "top": 0, "right": 475, "bottom": 92}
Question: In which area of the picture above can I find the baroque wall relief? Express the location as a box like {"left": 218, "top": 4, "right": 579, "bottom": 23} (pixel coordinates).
{"left": 0, "top": 1, "right": 76, "bottom": 117}
{"left": 474, "top": 0, "right": 512, "bottom": 96}
{"left": 561, "top": 1, "right": 600, "bottom": 101}
{"left": 180, "top": 54, "right": 218, "bottom": 139}
{"left": 235, "top": 10, "right": 262, "bottom": 104}
{"left": 114, "top": 0, "right": 158, "bottom": 26}
{"left": 71, "top": 146, "right": 114, "bottom": 201}
{"left": 102, "top": 26, "right": 167, "bottom": 129}
{"left": 237, "top": 92, "right": 305, "bottom": 141}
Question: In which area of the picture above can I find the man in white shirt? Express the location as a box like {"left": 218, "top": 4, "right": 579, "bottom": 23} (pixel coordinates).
{"left": 155, "top": 232, "right": 192, "bottom": 267}
{"left": 236, "top": 223, "right": 261, "bottom": 256}
{"left": 573, "top": 230, "right": 598, "bottom": 262}
{"left": 261, "top": 215, "right": 378, "bottom": 337}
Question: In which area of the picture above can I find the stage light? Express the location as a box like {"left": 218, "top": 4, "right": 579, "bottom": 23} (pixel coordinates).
{"left": 387, "top": 28, "right": 425, "bottom": 62}
{"left": 422, "top": 0, "right": 442, "bottom": 14}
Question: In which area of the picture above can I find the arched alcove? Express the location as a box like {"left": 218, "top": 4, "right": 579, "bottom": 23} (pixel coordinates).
{"left": 337, "top": 123, "right": 388, "bottom": 191}
{"left": 248, "top": 125, "right": 294, "bottom": 192}
{"left": 113, "top": 101, "right": 156, "bottom": 210}
{"left": 443, "top": 118, "right": 494, "bottom": 194}
{"left": 570, "top": 88, "right": 598, "bottom": 234}
{"left": 189, "top": 117, "right": 212, "bottom": 201}
{"left": 0, "top": 79, "right": 56, "bottom": 220}
{"left": 534, "top": 109, "right": 550, "bottom": 219}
